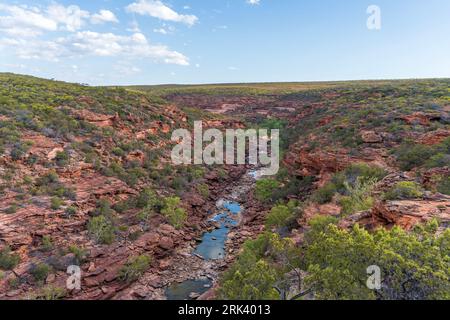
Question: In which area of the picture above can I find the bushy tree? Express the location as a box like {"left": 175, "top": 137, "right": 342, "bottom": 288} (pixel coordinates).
{"left": 338, "top": 177, "right": 377, "bottom": 215}
{"left": 266, "top": 201, "right": 300, "bottom": 230}
{"left": 161, "top": 197, "right": 187, "bottom": 229}
{"left": 87, "top": 215, "right": 116, "bottom": 244}
{"left": 304, "top": 221, "right": 450, "bottom": 300}
{"left": 0, "top": 246, "right": 20, "bottom": 270}
{"left": 313, "top": 163, "right": 386, "bottom": 205}
{"left": 220, "top": 260, "right": 280, "bottom": 300}
{"left": 383, "top": 181, "right": 424, "bottom": 200}
{"left": 218, "top": 233, "right": 301, "bottom": 300}
{"left": 118, "top": 255, "right": 151, "bottom": 283}
{"left": 255, "top": 179, "right": 280, "bottom": 203}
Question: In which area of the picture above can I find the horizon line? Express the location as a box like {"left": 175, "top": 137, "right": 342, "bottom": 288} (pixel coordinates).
{"left": 1, "top": 71, "right": 450, "bottom": 88}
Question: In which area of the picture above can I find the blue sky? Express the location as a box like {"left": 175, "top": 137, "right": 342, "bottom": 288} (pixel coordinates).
{"left": 0, "top": 0, "right": 449, "bottom": 85}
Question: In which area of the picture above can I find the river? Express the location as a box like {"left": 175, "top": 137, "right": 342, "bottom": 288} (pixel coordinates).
{"left": 165, "top": 168, "right": 261, "bottom": 300}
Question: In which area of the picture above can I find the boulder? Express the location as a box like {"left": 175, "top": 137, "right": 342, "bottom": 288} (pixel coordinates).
{"left": 360, "top": 130, "right": 383, "bottom": 143}
{"left": 158, "top": 237, "right": 174, "bottom": 250}
{"left": 371, "top": 196, "right": 450, "bottom": 230}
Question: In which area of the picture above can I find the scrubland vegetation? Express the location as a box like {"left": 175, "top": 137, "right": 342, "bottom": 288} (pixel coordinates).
{"left": 1, "top": 74, "right": 449, "bottom": 300}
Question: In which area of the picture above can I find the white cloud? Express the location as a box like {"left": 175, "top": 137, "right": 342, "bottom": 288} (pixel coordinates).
{"left": 46, "top": 4, "right": 90, "bottom": 32}
{"left": 0, "top": 4, "right": 120, "bottom": 36}
{"left": 0, "top": 2, "right": 190, "bottom": 67}
{"left": 0, "top": 31, "right": 190, "bottom": 65}
{"left": 126, "top": 0, "right": 198, "bottom": 26}
{"left": 0, "top": 3, "right": 92, "bottom": 36}
{"left": 0, "top": 37, "right": 67, "bottom": 61}
{"left": 153, "top": 28, "right": 168, "bottom": 34}
{"left": 91, "top": 10, "right": 119, "bottom": 24}
{"left": 2, "top": 62, "right": 26, "bottom": 69}
{"left": 65, "top": 31, "right": 189, "bottom": 65}
{"left": 247, "top": 0, "right": 260, "bottom": 5}
{"left": 127, "top": 20, "right": 141, "bottom": 32}
{"left": 0, "top": 4, "right": 57, "bottom": 37}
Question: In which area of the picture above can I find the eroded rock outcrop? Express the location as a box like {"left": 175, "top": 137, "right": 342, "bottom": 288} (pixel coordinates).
{"left": 371, "top": 196, "right": 450, "bottom": 230}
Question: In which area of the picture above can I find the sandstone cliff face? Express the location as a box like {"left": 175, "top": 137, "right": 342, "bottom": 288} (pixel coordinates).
{"left": 162, "top": 84, "right": 449, "bottom": 235}
{"left": 371, "top": 196, "right": 450, "bottom": 230}
{"left": 0, "top": 75, "right": 252, "bottom": 300}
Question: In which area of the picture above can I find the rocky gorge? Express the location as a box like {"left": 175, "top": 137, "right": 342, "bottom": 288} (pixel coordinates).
{"left": 1, "top": 75, "right": 449, "bottom": 300}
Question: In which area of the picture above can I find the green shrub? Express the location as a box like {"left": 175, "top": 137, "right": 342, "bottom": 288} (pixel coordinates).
{"left": 219, "top": 260, "right": 279, "bottom": 300}
{"left": 87, "top": 215, "right": 116, "bottom": 244}
{"left": 5, "top": 204, "right": 18, "bottom": 214}
{"left": 123, "top": 167, "right": 145, "bottom": 186}
{"left": 191, "top": 167, "right": 206, "bottom": 179}
{"left": 171, "top": 176, "right": 187, "bottom": 191}
{"left": 0, "top": 246, "right": 20, "bottom": 270}
{"left": 30, "top": 263, "right": 52, "bottom": 282}
{"left": 312, "top": 182, "right": 338, "bottom": 204}
{"left": 137, "top": 205, "right": 156, "bottom": 224}
{"left": 134, "top": 188, "right": 162, "bottom": 211}
{"left": 395, "top": 143, "right": 434, "bottom": 170}
{"left": 304, "top": 222, "right": 450, "bottom": 299}
{"left": 50, "top": 197, "right": 63, "bottom": 210}
{"left": 437, "top": 176, "right": 450, "bottom": 195}
{"left": 34, "top": 171, "right": 76, "bottom": 200}
{"left": 341, "top": 163, "right": 386, "bottom": 183}
{"left": 55, "top": 150, "right": 69, "bottom": 166}
{"left": 197, "top": 184, "right": 210, "bottom": 199}
{"left": 65, "top": 206, "right": 77, "bottom": 217}
{"left": 338, "top": 177, "right": 377, "bottom": 215}
{"left": 305, "top": 215, "right": 339, "bottom": 243}
{"left": 68, "top": 245, "right": 88, "bottom": 264}
{"left": 36, "top": 171, "right": 59, "bottom": 186}
{"left": 108, "top": 161, "right": 126, "bottom": 177}
{"left": 35, "top": 286, "right": 67, "bottom": 300}
{"left": 313, "top": 163, "right": 386, "bottom": 205}
{"left": 10, "top": 141, "right": 31, "bottom": 160}
{"left": 8, "top": 277, "right": 20, "bottom": 289}
{"left": 111, "top": 201, "right": 129, "bottom": 213}
{"left": 41, "top": 236, "right": 53, "bottom": 252}
{"left": 134, "top": 188, "right": 152, "bottom": 208}
{"left": 218, "top": 233, "right": 300, "bottom": 300}
{"left": 255, "top": 179, "right": 280, "bottom": 203}
{"left": 128, "top": 231, "right": 143, "bottom": 241}
{"left": 112, "top": 147, "right": 125, "bottom": 157}
{"left": 266, "top": 204, "right": 295, "bottom": 229}
{"left": 161, "top": 197, "right": 187, "bottom": 229}
{"left": 384, "top": 181, "right": 424, "bottom": 200}
{"left": 118, "top": 255, "right": 151, "bottom": 282}
{"left": 425, "top": 153, "right": 450, "bottom": 169}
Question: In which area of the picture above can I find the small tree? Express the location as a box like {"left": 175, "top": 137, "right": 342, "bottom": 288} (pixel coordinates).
{"left": 0, "top": 246, "right": 20, "bottom": 270}
{"left": 383, "top": 181, "right": 424, "bottom": 200}
{"left": 220, "top": 260, "right": 280, "bottom": 300}
{"left": 87, "top": 215, "right": 116, "bottom": 244}
{"left": 255, "top": 179, "right": 280, "bottom": 203}
{"left": 304, "top": 221, "right": 450, "bottom": 300}
{"left": 161, "top": 197, "right": 187, "bottom": 229}
{"left": 118, "top": 255, "right": 151, "bottom": 283}
{"left": 266, "top": 204, "right": 293, "bottom": 229}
